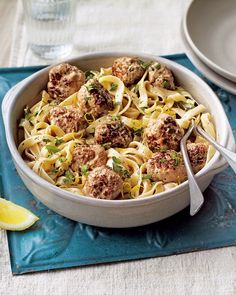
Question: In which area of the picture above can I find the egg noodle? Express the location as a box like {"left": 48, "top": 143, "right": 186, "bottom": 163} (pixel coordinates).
{"left": 18, "top": 65, "right": 216, "bottom": 199}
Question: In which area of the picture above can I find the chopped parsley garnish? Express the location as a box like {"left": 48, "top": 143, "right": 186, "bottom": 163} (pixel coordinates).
{"left": 133, "top": 84, "right": 139, "bottom": 94}
{"left": 112, "top": 157, "right": 129, "bottom": 178}
{"left": 159, "top": 147, "right": 167, "bottom": 153}
{"left": 122, "top": 169, "right": 130, "bottom": 178}
{"left": 55, "top": 138, "right": 65, "bottom": 146}
{"left": 160, "top": 158, "right": 166, "bottom": 163}
{"left": 111, "top": 115, "right": 120, "bottom": 121}
{"left": 63, "top": 170, "right": 75, "bottom": 184}
{"left": 112, "top": 162, "right": 123, "bottom": 174}
{"left": 154, "top": 63, "right": 161, "bottom": 70}
{"left": 112, "top": 156, "right": 121, "bottom": 164}
{"left": 102, "top": 142, "right": 112, "bottom": 149}
{"left": 142, "top": 174, "right": 152, "bottom": 180}
{"left": 45, "top": 145, "right": 59, "bottom": 154}
{"left": 81, "top": 164, "right": 89, "bottom": 175}
{"left": 163, "top": 80, "right": 170, "bottom": 89}
{"left": 178, "top": 99, "right": 196, "bottom": 110}
{"left": 33, "top": 110, "right": 42, "bottom": 117}
{"left": 140, "top": 60, "right": 152, "bottom": 70}
{"left": 59, "top": 157, "right": 66, "bottom": 163}
{"left": 133, "top": 127, "right": 144, "bottom": 136}
{"left": 51, "top": 169, "right": 59, "bottom": 174}
{"left": 42, "top": 138, "right": 51, "bottom": 143}
{"left": 110, "top": 83, "right": 118, "bottom": 92}
{"left": 85, "top": 70, "right": 95, "bottom": 81}
{"left": 171, "top": 151, "right": 180, "bottom": 167}
{"left": 84, "top": 96, "right": 91, "bottom": 103}
{"left": 86, "top": 82, "right": 99, "bottom": 92}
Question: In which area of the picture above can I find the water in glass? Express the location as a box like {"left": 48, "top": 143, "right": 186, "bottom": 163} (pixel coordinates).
{"left": 23, "top": 0, "right": 76, "bottom": 59}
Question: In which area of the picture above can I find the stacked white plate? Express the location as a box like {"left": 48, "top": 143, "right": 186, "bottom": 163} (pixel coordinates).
{"left": 182, "top": 0, "right": 236, "bottom": 95}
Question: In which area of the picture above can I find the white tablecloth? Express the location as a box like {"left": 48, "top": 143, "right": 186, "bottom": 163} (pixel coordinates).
{"left": 1, "top": 0, "right": 236, "bottom": 294}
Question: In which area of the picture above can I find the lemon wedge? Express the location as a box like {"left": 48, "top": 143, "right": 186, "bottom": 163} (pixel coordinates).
{"left": 0, "top": 197, "right": 39, "bottom": 231}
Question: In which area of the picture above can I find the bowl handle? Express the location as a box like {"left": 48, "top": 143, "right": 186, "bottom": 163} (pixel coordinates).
{"left": 2, "top": 87, "right": 15, "bottom": 126}
{"left": 1, "top": 79, "right": 29, "bottom": 126}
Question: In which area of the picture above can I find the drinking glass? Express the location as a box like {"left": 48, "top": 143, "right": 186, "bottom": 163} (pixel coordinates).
{"left": 22, "top": 0, "right": 76, "bottom": 59}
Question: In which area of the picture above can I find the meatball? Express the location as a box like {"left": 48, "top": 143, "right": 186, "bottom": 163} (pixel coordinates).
{"left": 83, "top": 166, "right": 123, "bottom": 199}
{"left": 144, "top": 114, "right": 183, "bottom": 152}
{"left": 187, "top": 142, "right": 208, "bottom": 174}
{"left": 49, "top": 106, "right": 87, "bottom": 133}
{"left": 77, "top": 79, "right": 114, "bottom": 119}
{"left": 148, "top": 62, "right": 175, "bottom": 90}
{"left": 112, "top": 57, "right": 145, "bottom": 86}
{"left": 47, "top": 63, "right": 85, "bottom": 100}
{"left": 71, "top": 145, "right": 107, "bottom": 172}
{"left": 146, "top": 150, "right": 187, "bottom": 183}
{"left": 94, "top": 116, "right": 133, "bottom": 148}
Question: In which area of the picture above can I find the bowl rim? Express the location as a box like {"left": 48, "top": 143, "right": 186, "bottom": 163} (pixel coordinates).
{"left": 3, "top": 51, "right": 230, "bottom": 207}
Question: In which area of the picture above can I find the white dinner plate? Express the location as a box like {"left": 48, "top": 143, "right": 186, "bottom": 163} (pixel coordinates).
{"left": 181, "top": 24, "right": 236, "bottom": 95}
{"left": 183, "top": 0, "right": 236, "bottom": 83}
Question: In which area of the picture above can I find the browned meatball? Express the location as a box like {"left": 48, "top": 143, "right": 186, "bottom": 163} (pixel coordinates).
{"left": 146, "top": 150, "right": 187, "bottom": 183}
{"left": 71, "top": 145, "right": 107, "bottom": 172}
{"left": 49, "top": 106, "right": 87, "bottom": 133}
{"left": 187, "top": 142, "right": 208, "bottom": 174}
{"left": 112, "top": 57, "right": 145, "bottom": 86}
{"left": 144, "top": 114, "right": 183, "bottom": 152}
{"left": 77, "top": 79, "right": 114, "bottom": 119}
{"left": 83, "top": 166, "right": 123, "bottom": 199}
{"left": 94, "top": 116, "right": 133, "bottom": 148}
{"left": 148, "top": 62, "right": 175, "bottom": 90}
{"left": 47, "top": 63, "right": 85, "bottom": 100}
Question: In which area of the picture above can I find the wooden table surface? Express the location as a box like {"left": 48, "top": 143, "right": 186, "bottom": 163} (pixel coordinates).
{"left": 0, "top": 1, "right": 236, "bottom": 294}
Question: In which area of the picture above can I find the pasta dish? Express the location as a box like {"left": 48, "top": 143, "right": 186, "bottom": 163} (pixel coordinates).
{"left": 18, "top": 57, "right": 215, "bottom": 200}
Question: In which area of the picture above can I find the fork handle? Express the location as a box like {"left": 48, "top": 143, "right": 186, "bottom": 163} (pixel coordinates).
{"left": 196, "top": 126, "right": 236, "bottom": 174}
{"left": 181, "top": 139, "right": 204, "bottom": 216}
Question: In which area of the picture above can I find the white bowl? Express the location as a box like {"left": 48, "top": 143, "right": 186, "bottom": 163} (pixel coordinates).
{"left": 2, "top": 52, "right": 235, "bottom": 228}
{"left": 183, "top": 0, "right": 236, "bottom": 83}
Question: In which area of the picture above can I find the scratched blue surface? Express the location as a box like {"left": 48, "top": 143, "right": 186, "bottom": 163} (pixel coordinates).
{"left": 0, "top": 54, "right": 236, "bottom": 275}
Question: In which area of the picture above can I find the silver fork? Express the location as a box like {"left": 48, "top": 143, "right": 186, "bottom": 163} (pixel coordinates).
{"left": 181, "top": 122, "right": 236, "bottom": 216}
{"left": 196, "top": 125, "right": 236, "bottom": 174}
{"left": 180, "top": 123, "right": 204, "bottom": 216}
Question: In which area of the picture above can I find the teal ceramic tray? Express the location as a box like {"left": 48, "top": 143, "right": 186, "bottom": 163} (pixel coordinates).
{"left": 0, "top": 54, "right": 236, "bottom": 275}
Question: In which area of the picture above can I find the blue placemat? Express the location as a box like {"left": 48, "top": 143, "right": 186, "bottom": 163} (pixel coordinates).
{"left": 0, "top": 54, "right": 236, "bottom": 275}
